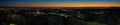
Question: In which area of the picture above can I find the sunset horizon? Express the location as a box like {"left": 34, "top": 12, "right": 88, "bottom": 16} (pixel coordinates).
{"left": 1, "top": 4, "right": 120, "bottom": 7}
{"left": 0, "top": 0, "right": 120, "bottom": 7}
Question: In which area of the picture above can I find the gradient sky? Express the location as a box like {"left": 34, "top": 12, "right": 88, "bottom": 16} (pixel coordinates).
{"left": 0, "top": 0, "right": 120, "bottom": 7}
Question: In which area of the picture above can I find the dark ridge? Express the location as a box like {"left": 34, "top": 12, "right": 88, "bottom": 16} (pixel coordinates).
{"left": 0, "top": 6, "right": 120, "bottom": 9}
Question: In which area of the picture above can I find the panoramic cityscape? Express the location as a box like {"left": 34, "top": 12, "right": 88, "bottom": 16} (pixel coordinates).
{"left": 0, "top": 0, "right": 120, "bottom": 25}
{"left": 0, "top": 7, "right": 120, "bottom": 25}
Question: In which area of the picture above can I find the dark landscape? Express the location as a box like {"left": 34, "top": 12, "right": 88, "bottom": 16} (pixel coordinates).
{"left": 0, "top": 7, "right": 120, "bottom": 25}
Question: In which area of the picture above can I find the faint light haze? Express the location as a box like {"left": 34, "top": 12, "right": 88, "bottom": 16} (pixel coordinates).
{"left": 0, "top": 0, "right": 120, "bottom": 7}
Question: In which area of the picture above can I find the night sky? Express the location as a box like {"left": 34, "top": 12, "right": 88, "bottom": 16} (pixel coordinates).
{"left": 0, "top": 0, "right": 120, "bottom": 7}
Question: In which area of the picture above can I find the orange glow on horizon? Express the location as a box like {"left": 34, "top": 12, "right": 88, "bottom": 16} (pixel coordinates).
{"left": 9, "top": 3, "right": 120, "bottom": 7}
